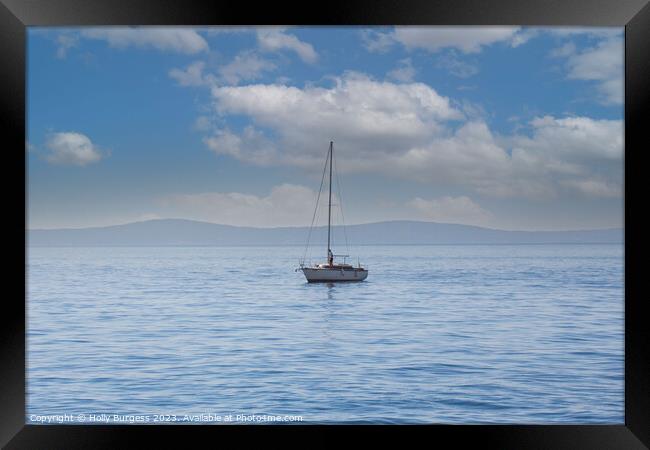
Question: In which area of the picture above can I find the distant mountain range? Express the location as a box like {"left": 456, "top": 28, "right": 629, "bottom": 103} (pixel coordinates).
{"left": 27, "top": 219, "right": 623, "bottom": 247}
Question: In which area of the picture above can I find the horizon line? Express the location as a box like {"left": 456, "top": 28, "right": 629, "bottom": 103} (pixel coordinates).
{"left": 27, "top": 217, "right": 624, "bottom": 234}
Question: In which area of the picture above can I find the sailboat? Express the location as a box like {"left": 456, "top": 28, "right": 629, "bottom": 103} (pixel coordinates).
{"left": 298, "top": 141, "right": 368, "bottom": 282}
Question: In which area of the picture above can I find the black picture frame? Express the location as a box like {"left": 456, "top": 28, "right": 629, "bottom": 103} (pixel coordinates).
{"left": 2, "top": 0, "right": 648, "bottom": 447}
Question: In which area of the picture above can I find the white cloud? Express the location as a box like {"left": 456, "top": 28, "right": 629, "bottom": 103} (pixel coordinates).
{"left": 394, "top": 26, "right": 521, "bottom": 53}
{"left": 44, "top": 132, "right": 104, "bottom": 166}
{"left": 201, "top": 71, "right": 621, "bottom": 200}
{"left": 203, "top": 126, "right": 279, "bottom": 165}
{"left": 519, "top": 116, "right": 623, "bottom": 161}
{"left": 256, "top": 27, "right": 318, "bottom": 63}
{"left": 81, "top": 27, "right": 209, "bottom": 54}
{"left": 407, "top": 196, "right": 493, "bottom": 226}
{"left": 509, "top": 28, "right": 540, "bottom": 47}
{"left": 209, "top": 72, "right": 463, "bottom": 168}
{"left": 169, "top": 61, "right": 213, "bottom": 87}
{"left": 551, "top": 36, "right": 623, "bottom": 105}
{"left": 388, "top": 121, "right": 523, "bottom": 196}
{"left": 363, "top": 26, "right": 522, "bottom": 54}
{"left": 161, "top": 184, "right": 317, "bottom": 227}
{"left": 218, "top": 51, "right": 277, "bottom": 85}
{"left": 506, "top": 116, "right": 624, "bottom": 198}
{"left": 387, "top": 58, "right": 416, "bottom": 82}
{"left": 169, "top": 52, "right": 277, "bottom": 87}
{"left": 565, "top": 38, "right": 622, "bottom": 81}
{"left": 596, "top": 78, "right": 624, "bottom": 105}
{"left": 360, "top": 29, "right": 395, "bottom": 53}
{"left": 269, "top": 118, "right": 617, "bottom": 200}
{"left": 361, "top": 26, "right": 622, "bottom": 56}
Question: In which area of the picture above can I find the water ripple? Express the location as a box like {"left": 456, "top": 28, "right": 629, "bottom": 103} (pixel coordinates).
{"left": 26, "top": 244, "right": 623, "bottom": 424}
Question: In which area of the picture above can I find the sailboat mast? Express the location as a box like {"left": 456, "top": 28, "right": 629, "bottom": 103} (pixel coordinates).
{"left": 327, "top": 141, "right": 333, "bottom": 264}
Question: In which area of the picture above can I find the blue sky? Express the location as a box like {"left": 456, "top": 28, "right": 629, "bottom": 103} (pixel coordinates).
{"left": 27, "top": 26, "right": 624, "bottom": 230}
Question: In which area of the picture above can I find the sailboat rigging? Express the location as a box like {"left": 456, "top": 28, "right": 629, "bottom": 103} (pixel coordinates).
{"left": 298, "top": 141, "right": 368, "bottom": 282}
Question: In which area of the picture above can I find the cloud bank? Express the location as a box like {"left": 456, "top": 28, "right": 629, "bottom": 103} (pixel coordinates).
{"left": 161, "top": 184, "right": 317, "bottom": 227}
{"left": 202, "top": 72, "right": 622, "bottom": 200}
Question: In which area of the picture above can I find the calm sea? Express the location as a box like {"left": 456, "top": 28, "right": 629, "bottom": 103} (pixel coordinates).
{"left": 27, "top": 244, "right": 624, "bottom": 424}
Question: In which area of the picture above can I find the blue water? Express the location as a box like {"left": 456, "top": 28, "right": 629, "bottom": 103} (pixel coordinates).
{"left": 27, "top": 244, "right": 624, "bottom": 424}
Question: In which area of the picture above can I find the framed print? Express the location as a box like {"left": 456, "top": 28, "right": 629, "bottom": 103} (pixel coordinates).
{"left": 2, "top": 0, "right": 649, "bottom": 447}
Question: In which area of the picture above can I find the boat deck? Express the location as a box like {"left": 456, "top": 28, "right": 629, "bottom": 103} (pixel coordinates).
{"left": 315, "top": 263, "right": 365, "bottom": 270}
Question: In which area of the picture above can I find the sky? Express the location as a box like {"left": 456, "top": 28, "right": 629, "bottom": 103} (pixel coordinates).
{"left": 27, "top": 26, "right": 624, "bottom": 231}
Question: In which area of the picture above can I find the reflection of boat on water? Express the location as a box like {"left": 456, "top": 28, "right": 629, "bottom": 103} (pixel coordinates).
{"left": 298, "top": 141, "right": 368, "bottom": 283}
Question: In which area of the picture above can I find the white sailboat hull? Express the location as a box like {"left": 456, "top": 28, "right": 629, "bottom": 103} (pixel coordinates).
{"left": 302, "top": 267, "right": 368, "bottom": 282}
{"left": 299, "top": 141, "right": 368, "bottom": 284}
